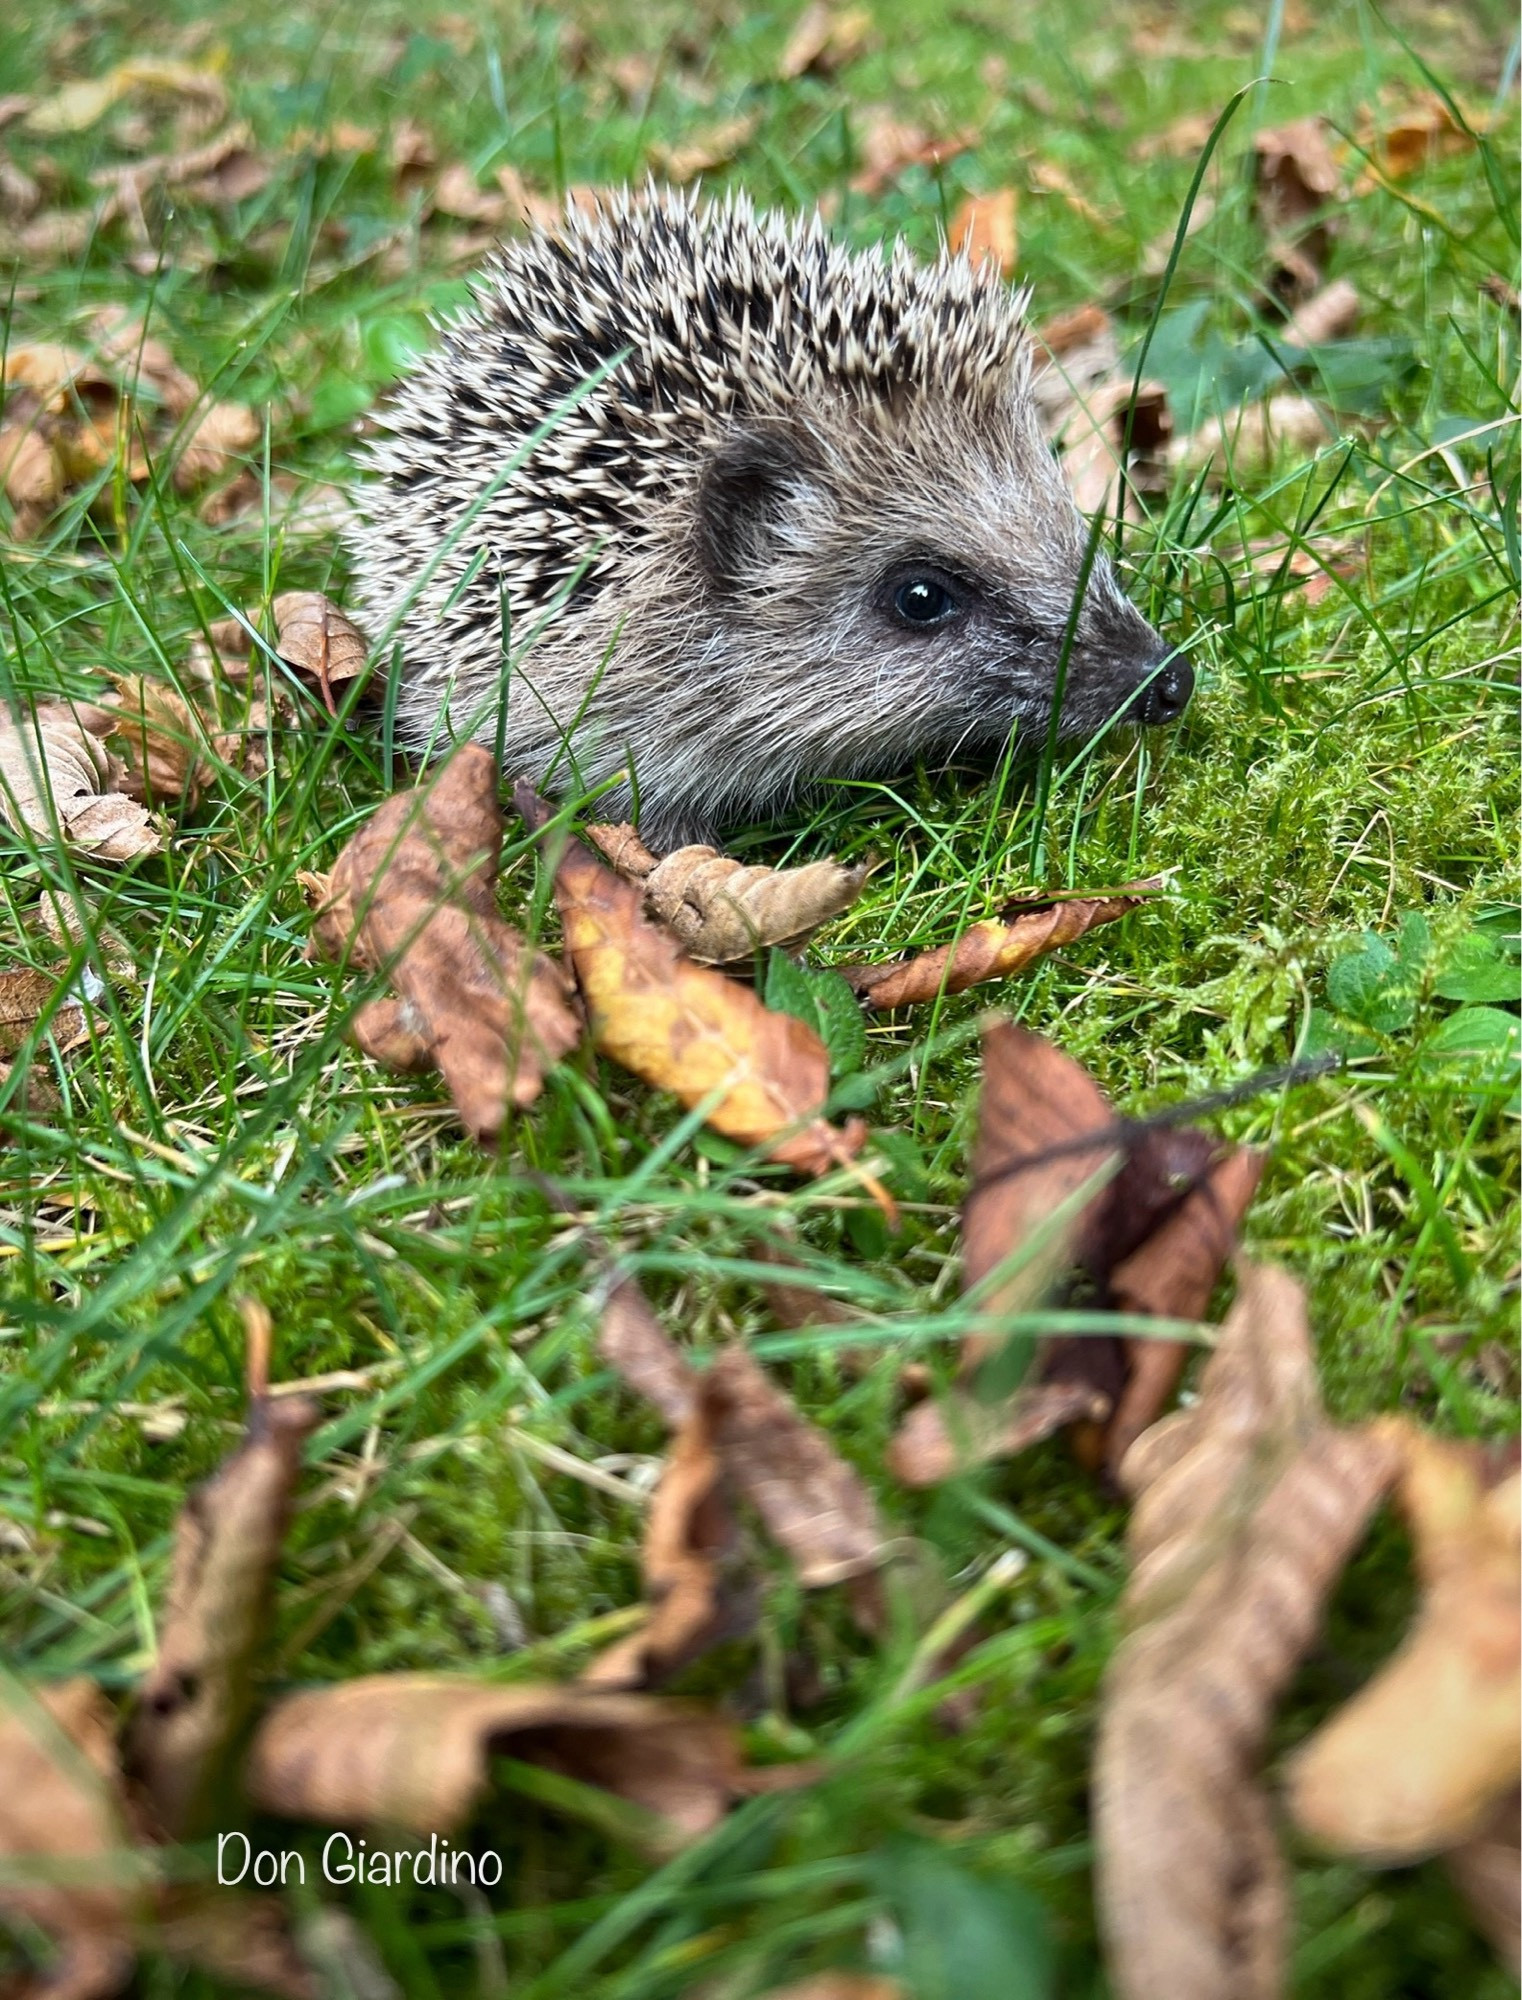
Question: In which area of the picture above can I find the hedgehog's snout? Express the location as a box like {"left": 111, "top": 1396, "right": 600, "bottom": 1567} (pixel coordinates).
{"left": 1129, "top": 653, "right": 1194, "bottom": 727}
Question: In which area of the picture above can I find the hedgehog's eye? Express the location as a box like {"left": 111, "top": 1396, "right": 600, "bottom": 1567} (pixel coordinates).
{"left": 892, "top": 575, "right": 959, "bottom": 628}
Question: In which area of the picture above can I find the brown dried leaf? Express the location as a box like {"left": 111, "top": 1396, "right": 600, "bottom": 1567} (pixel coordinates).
{"left": 309, "top": 750, "right": 583, "bottom": 1138}
{"left": 1028, "top": 159, "right": 1114, "bottom": 229}
{"left": 389, "top": 117, "right": 437, "bottom": 193}
{"left": 849, "top": 111, "right": 975, "bottom": 195}
{"left": 843, "top": 881, "right": 1160, "bottom": 1008}
{"left": 1094, "top": 1264, "right": 1404, "bottom": 2000}
{"left": 599, "top": 1279, "right": 698, "bottom": 1428}
{"left": 244, "top": 1675, "right": 741, "bottom": 1841}
{"left": 582, "top": 1393, "right": 746, "bottom": 1691}
{"left": 1280, "top": 276, "right": 1360, "bottom": 347}
{"left": 84, "top": 307, "right": 199, "bottom": 418}
{"left": 0, "top": 1677, "right": 143, "bottom": 1998}
{"left": 1356, "top": 92, "right": 1477, "bottom": 187}
{"left": 751, "top": 1980, "right": 904, "bottom": 2000}
{"left": 650, "top": 114, "right": 761, "bottom": 184}
{"left": 887, "top": 1377, "right": 1112, "bottom": 1487}
{"left": 586, "top": 822, "right": 868, "bottom": 963}
{"left": 125, "top": 1372, "right": 319, "bottom": 1838}
{"left": 270, "top": 590, "right": 369, "bottom": 702}
{"left": 0, "top": 962, "right": 92, "bottom": 1059}
{"left": 431, "top": 161, "right": 510, "bottom": 225}
{"left": 153, "top": 1885, "right": 320, "bottom": 2000}
{"left": 1, "top": 415, "right": 65, "bottom": 515}
{"left": 521, "top": 785, "right": 868, "bottom": 1183}
{"left": 90, "top": 123, "right": 270, "bottom": 209}
{"left": 1253, "top": 116, "right": 1342, "bottom": 231}
{"left": 171, "top": 400, "right": 261, "bottom": 492}
{"left": 1130, "top": 110, "right": 1217, "bottom": 161}
{"left": 0, "top": 701, "right": 162, "bottom": 861}
{"left": 1055, "top": 378, "right": 1174, "bottom": 517}
{"left": 1286, "top": 1432, "right": 1520, "bottom": 1863}
{"left": 1172, "top": 393, "right": 1333, "bottom": 483}
{"left": 25, "top": 59, "right": 227, "bottom": 138}
{"left": 599, "top": 1281, "right": 886, "bottom": 1603}
{"left": 704, "top": 1344, "right": 886, "bottom": 1588}
{"left": 949, "top": 188, "right": 1018, "bottom": 276}
{"left": 105, "top": 675, "right": 219, "bottom": 804}
{"left": 777, "top": 3, "right": 873, "bottom": 78}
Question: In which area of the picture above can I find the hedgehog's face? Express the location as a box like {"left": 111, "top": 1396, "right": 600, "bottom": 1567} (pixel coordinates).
{"left": 693, "top": 399, "right": 1192, "bottom": 765}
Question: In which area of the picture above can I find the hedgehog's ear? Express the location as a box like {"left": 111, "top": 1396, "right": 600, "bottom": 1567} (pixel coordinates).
{"left": 695, "top": 425, "right": 817, "bottom": 591}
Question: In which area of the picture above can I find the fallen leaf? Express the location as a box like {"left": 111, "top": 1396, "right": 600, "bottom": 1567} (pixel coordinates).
{"left": 1286, "top": 1430, "right": 1520, "bottom": 1863}
{"left": 270, "top": 590, "right": 369, "bottom": 704}
{"left": 889, "top": 1023, "right": 1260, "bottom": 1487}
{"left": 389, "top": 117, "right": 437, "bottom": 195}
{"left": 0, "top": 701, "right": 162, "bottom": 861}
{"left": 85, "top": 307, "right": 199, "bottom": 418}
{"left": 4, "top": 340, "right": 116, "bottom": 410}
{"left": 849, "top": 111, "right": 974, "bottom": 195}
{"left": 90, "top": 122, "right": 270, "bottom": 209}
{"left": 841, "top": 881, "right": 1161, "bottom": 1008}
{"left": 599, "top": 1278, "right": 698, "bottom": 1427}
{"left": 650, "top": 114, "right": 761, "bottom": 184}
{"left": 751, "top": 1980, "right": 904, "bottom": 2000}
{"left": 600, "top": 1280, "right": 887, "bottom": 1602}
{"left": 0, "top": 415, "right": 64, "bottom": 517}
{"left": 1280, "top": 276, "right": 1360, "bottom": 347}
{"left": 582, "top": 1390, "right": 748, "bottom": 1690}
{"left": 1481, "top": 273, "right": 1520, "bottom": 316}
{"left": 777, "top": 3, "right": 874, "bottom": 79}
{"left": 431, "top": 161, "right": 509, "bottom": 225}
{"left": 520, "top": 785, "right": 871, "bottom": 1185}
{"left": 1093, "top": 1263, "right": 1404, "bottom": 2000}
{"left": 124, "top": 1344, "right": 319, "bottom": 1839}
{"left": 153, "top": 1885, "right": 321, "bottom": 2000}
{"left": 1130, "top": 110, "right": 1217, "bottom": 161}
{"left": 1134, "top": 193, "right": 1217, "bottom": 284}
{"left": 0, "top": 158, "right": 40, "bottom": 221}
{"left": 0, "top": 1677, "right": 143, "bottom": 2000}
{"left": 1171, "top": 393, "right": 1333, "bottom": 483}
{"left": 245, "top": 1675, "right": 741, "bottom": 1842}
{"left": 1356, "top": 92, "right": 1477, "bottom": 188}
{"left": 585, "top": 822, "right": 867, "bottom": 964}
{"left": 1253, "top": 116, "right": 1341, "bottom": 230}
{"left": 0, "top": 962, "right": 93, "bottom": 1059}
{"left": 308, "top": 749, "right": 583, "bottom": 1138}
{"left": 1028, "top": 158, "right": 1114, "bottom": 229}
{"left": 24, "top": 57, "right": 228, "bottom": 137}
{"left": 949, "top": 188, "right": 1019, "bottom": 276}
{"left": 704, "top": 1344, "right": 886, "bottom": 1589}
{"left": 1055, "top": 379, "right": 1174, "bottom": 517}
{"left": 105, "top": 675, "right": 219, "bottom": 805}
{"left": 172, "top": 400, "right": 261, "bottom": 492}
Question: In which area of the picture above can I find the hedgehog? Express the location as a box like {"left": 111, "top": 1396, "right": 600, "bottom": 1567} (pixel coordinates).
{"left": 348, "top": 185, "right": 1192, "bottom": 845}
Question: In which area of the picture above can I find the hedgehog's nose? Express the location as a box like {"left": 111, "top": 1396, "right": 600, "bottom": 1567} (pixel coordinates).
{"left": 1131, "top": 656, "right": 1194, "bottom": 727}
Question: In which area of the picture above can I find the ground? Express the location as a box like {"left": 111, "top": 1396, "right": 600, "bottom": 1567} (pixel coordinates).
{"left": 0, "top": 0, "right": 1518, "bottom": 1995}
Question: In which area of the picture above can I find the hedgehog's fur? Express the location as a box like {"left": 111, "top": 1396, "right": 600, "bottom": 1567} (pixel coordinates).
{"left": 350, "top": 185, "right": 1186, "bottom": 843}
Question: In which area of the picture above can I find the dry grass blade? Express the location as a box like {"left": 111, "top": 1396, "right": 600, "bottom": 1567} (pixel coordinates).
{"left": 0, "top": 1677, "right": 143, "bottom": 2000}
{"left": 584, "top": 822, "right": 867, "bottom": 963}
{"left": 1286, "top": 1431, "right": 1520, "bottom": 1863}
{"left": 309, "top": 750, "right": 583, "bottom": 1138}
{"left": 125, "top": 1344, "right": 319, "bottom": 1839}
{"left": 244, "top": 1675, "right": 741, "bottom": 1841}
{"left": 518, "top": 785, "right": 872, "bottom": 1187}
{"left": 842, "top": 882, "right": 1159, "bottom": 1008}
{"left": 0, "top": 701, "right": 162, "bottom": 861}
{"left": 1094, "top": 1263, "right": 1404, "bottom": 2000}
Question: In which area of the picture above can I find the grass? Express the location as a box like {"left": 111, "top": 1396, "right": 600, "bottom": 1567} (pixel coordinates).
{"left": 0, "top": 0, "right": 1518, "bottom": 1994}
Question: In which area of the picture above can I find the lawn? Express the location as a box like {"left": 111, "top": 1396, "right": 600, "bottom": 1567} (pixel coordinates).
{"left": 0, "top": 0, "right": 1518, "bottom": 1995}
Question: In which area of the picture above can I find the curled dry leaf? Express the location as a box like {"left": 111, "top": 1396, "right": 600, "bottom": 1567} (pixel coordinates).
{"left": 1253, "top": 115, "right": 1342, "bottom": 230}
{"left": 1355, "top": 92, "right": 1477, "bottom": 188}
{"left": 949, "top": 188, "right": 1019, "bottom": 276}
{"left": 23, "top": 56, "right": 228, "bottom": 137}
{"left": 309, "top": 749, "right": 582, "bottom": 1138}
{"left": 0, "top": 1677, "right": 143, "bottom": 2000}
{"left": 650, "top": 115, "right": 761, "bottom": 184}
{"left": 1094, "top": 1263, "right": 1405, "bottom": 2000}
{"left": 1172, "top": 393, "right": 1333, "bottom": 483}
{"left": 777, "top": 2, "right": 874, "bottom": 79}
{"left": 171, "top": 400, "right": 261, "bottom": 492}
{"left": 1280, "top": 276, "right": 1360, "bottom": 347}
{"left": 245, "top": 1675, "right": 741, "bottom": 1843}
{"left": 520, "top": 785, "right": 870, "bottom": 1185}
{"left": 582, "top": 1389, "right": 749, "bottom": 1691}
{"left": 125, "top": 1364, "right": 319, "bottom": 1839}
{"left": 0, "top": 963, "right": 92, "bottom": 1059}
{"left": 1286, "top": 1430, "right": 1520, "bottom": 1864}
{"left": 270, "top": 591, "right": 369, "bottom": 704}
{"left": 849, "top": 112, "right": 975, "bottom": 195}
{"left": 90, "top": 123, "right": 270, "bottom": 210}
{"left": 0, "top": 701, "right": 162, "bottom": 861}
{"left": 585, "top": 821, "right": 867, "bottom": 963}
{"left": 889, "top": 1022, "right": 1262, "bottom": 1487}
{"left": 842, "top": 880, "right": 1161, "bottom": 1009}
{"left": 105, "top": 675, "right": 219, "bottom": 805}
{"left": 599, "top": 1280, "right": 887, "bottom": 1603}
